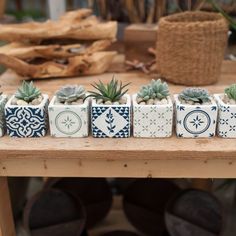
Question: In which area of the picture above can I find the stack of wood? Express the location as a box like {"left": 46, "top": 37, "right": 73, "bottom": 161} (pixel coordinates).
{"left": 0, "top": 9, "right": 117, "bottom": 79}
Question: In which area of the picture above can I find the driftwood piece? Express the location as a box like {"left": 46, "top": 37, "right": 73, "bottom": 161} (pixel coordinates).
{"left": 0, "top": 9, "right": 117, "bottom": 42}
{"left": 0, "top": 40, "right": 112, "bottom": 60}
{"left": 0, "top": 51, "right": 117, "bottom": 79}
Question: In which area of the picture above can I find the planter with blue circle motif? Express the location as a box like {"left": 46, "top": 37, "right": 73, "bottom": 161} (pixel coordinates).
{"left": 48, "top": 96, "right": 89, "bottom": 138}
{"left": 174, "top": 95, "right": 218, "bottom": 138}
{"left": 214, "top": 94, "right": 236, "bottom": 138}
{"left": 5, "top": 95, "right": 49, "bottom": 138}
{"left": 91, "top": 95, "right": 131, "bottom": 138}
{"left": 0, "top": 94, "right": 7, "bottom": 137}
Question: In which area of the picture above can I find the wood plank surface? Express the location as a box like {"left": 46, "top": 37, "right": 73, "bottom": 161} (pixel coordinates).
{"left": 0, "top": 59, "right": 236, "bottom": 178}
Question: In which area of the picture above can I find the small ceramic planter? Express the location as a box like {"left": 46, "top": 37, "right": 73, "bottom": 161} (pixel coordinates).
{"left": 48, "top": 96, "right": 89, "bottom": 138}
{"left": 132, "top": 94, "right": 173, "bottom": 138}
{"left": 174, "top": 95, "right": 218, "bottom": 138}
{"left": 5, "top": 95, "right": 49, "bottom": 138}
{"left": 0, "top": 95, "right": 7, "bottom": 137}
{"left": 91, "top": 95, "right": 131, "bottom": 138}
{"left": 214, "top": 94, "right": 236, "bottom": 138}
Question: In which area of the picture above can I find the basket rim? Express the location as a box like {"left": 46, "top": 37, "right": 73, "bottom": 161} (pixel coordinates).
{"left": 160, "top": 11, "right": 227, "bottom": 26}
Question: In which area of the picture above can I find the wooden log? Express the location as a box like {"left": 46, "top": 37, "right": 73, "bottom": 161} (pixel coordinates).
{"left": 0, "top": 40, "right": 112, "bottom": 60}
{"left": 0, "top": 9, "right": 117, "bottom": 42}
{"left": 0, "top": 51, "right": 117, "bottom": 79}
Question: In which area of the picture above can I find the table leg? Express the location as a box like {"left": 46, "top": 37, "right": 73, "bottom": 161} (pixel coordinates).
{"left": 0, "top": 177, "right": 16, "bottom": 236}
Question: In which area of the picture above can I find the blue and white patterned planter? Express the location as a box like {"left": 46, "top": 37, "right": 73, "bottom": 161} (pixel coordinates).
{"left": 0, "top": 95, "right": 7, "bottom": 137}
{"left": 133, "top": 94, "right": 173, "bottom": 138}
{"left": 48, "top": 96, "right": 89, "bottom": 138}
{"left": 174, "top": 95, "right": 218, "bottom": 138}
{"left": 91, "top": 95, "right": 131, "bottom": 138}
{"left": 214, "top": 94, "right": 236, "bottom": 138}
{"left": 5, "top": 95, "right": 49, "bottom": 138}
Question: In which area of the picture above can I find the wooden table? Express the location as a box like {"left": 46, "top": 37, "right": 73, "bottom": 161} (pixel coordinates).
{"left": 0, "top": 60, "right": 236, "bottom": 236}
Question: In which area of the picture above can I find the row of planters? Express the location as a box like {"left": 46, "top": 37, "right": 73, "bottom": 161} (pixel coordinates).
{"left": 0, "top": 77, "right": 236, "bottom": 138}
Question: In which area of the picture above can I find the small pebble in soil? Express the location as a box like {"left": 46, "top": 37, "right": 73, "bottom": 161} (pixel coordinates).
{"left": 139, "top": 102, "right": 146, "bottom": 105}
{"left": 11, "top": 97, "right": 18, "bottom": 105}
{"left": 119, "top": 97, "right": 127, "bottom": 104}
{"left": 161, "top": 98, "right": 168, "bottom": 104}
{"left": 113, "top": 101, "right": 120, "bottom": 105}
{"left": 136, "top": 97, "right": 143, "bottom": 104}
{"left": 105, "top": 101, "right": 112, "bottom": 105}
{"left": 16, "top": 99, "right": 28, "bottom": 106}
{"left": 96, "top": 99, "right": 103, "bottom": 104}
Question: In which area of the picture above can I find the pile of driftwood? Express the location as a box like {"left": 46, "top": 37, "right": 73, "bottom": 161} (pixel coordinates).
{"left": 0, "top": 9, "right": 117, "bottom": 79}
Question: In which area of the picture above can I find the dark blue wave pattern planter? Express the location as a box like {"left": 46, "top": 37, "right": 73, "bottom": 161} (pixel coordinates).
{"left": 214, "top": 94, "right": 236, "bottom": 138}
{"left": 5, "top": 95, "right": 49, "bottom": 138}
{"left": 91, "top": 95, "right": 131, "bottom": 138}
{"left": 0, "top": 94, "right": 7, "bottom": 137}
{"left": 174, "top": 95, "right": 218, "bottom": 138}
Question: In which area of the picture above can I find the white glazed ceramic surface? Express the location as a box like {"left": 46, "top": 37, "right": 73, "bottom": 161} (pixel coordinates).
{"left": 0, "top": 95, "right": 7, "bottom": 137}
{"left": 48, "top": 96, "right": 89, "bottom": 138}
{"left": 174, "top": 95, "right": 218, "bottom": 138}
{"left": 214, "top": 94, "right": 236, "bottom": 138}
{"left": 132, "top": 94, "right": 173, "bottom": 138}
{"left": 91, "top": 94, "right": 131, "bottom": 138}
{"left": 5, "top": 94, "right": 48, "bottom": 138}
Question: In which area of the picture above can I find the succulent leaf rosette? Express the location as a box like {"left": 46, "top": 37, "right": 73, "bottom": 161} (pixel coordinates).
{"left": 225, "top": 84, "right": 236, "bottom": 102}
{"left": 137, "top": 79, "right": 170, "bottom": 104}
{"left": 178, "top": 88, "right": 211, "bottom": 104}
{"left": 15, "top": 81, "right": 41, "bottom": 103}
{"left": 56, "top": 85, "right": 86, "bottom": 104}
{"left": 88, "top": 76, "right": 130, "bottom": 104}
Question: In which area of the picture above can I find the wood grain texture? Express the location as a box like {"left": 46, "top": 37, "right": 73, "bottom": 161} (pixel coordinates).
{"left": 0, "top": 177, "right": 15, "bottom": 236}
{"left": 0, "top": 60, "right": 235, "bottom": 177}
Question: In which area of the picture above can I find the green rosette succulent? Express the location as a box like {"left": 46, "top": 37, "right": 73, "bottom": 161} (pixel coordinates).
{"left": 56, "top": 85, "right": 86, "bottom": 104}
{"left": 15, "top": 81, "right": 41, "bottom": 103}
{"left": 178, "top": 88, "right": 211, "bottom": 104}
{"left": 225, "top": 84, "right": 236, "bottom": 101}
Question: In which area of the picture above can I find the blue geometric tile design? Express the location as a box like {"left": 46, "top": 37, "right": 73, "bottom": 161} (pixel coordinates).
{"left": 5, "top": 97, "right": 48, "bottom": 138}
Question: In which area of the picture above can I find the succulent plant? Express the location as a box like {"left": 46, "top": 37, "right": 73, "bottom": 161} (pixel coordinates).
{"left": 178, "top": 88, "right": 211, "bottom": 104}
{"left": 137, "top": 79, "right": 170, "bottom": 103}
{"left": 56, "top": 85, "right": 86, "bottom": 104}
{"left": 225, "top": 84, "right": 236, "bottom": 101}
{"left": 88, "top": 76, "right": 130, "bottom": 103}
{"left": 15, "top": 81, "right": 41, "bottom": 103}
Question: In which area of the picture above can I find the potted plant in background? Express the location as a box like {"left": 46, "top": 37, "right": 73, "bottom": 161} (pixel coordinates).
{"left": 89, "top": 76, "right": 131, "bottom": 138}
{"left": 133, "top": 79, "right": 173, "bottom": 138}
{"left": 5, "top": 81, "right": 48, "bottom": 138}
{"left": 214, "top": 84, "right": 236, "bottom": 138}
{"left": 48, "top": 85, "right": 89, "bottom": 138}
{"left": 174, "top": 88, "right": 218, "bottom": 138}
{"left": 0, "top": 87, "right": 7, "bottom": 137}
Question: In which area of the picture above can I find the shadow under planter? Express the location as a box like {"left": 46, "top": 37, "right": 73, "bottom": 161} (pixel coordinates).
{"left": 91, "top": 95, "right": 131, "bottom": 138}
{"left": 214, "top": 94, "right": 236, "bottom": 138}
{"left": 5, "top": 94, "right": 48, "bottom": 137}
{"left": 0, "top": 94, "right": 7, "bottom": 137}
{"left": 174, "top": 95, "right": 218, "bottom": 138}
{"left": 48, "top": 96, "right": 89, "bottom": 137}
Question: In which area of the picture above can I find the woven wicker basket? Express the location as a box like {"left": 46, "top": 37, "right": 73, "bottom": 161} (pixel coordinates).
{"left": 156, "top": 11, "right": 228, "bottom": 86}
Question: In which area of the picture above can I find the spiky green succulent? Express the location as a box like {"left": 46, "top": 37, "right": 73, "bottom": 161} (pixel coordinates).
{"left": 137, "top": 79, "right": 170, "bottom": 103}
{"left": 88, "top": 76, "right": 130, "bottom": 103}
{"left": 179, "top": 88, "right": 211, "bottom": 104}
{"left": 15, "top": 81, "right": 41, "bottom": 103}
{"left": 225, "top": 84, "right": 236, "bottom": 101}
{"left": 56, "top": 85, "right": 86, "bottom": 104}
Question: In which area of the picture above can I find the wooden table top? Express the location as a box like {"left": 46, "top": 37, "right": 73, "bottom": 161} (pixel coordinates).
{"left": 0, "top": 59, "right": 236, "bottom": 178}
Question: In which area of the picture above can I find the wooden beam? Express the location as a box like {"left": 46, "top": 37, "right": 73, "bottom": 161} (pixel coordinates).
{"left": 0, "top": 177, "right": 15, "bottom": 236}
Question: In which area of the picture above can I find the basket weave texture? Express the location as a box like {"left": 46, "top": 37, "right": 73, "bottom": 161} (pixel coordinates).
{"left": 156, "top": 11, "right": 228, "bottom": 86}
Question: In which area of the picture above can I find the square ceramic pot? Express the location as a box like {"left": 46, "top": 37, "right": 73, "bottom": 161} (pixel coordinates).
{"left": 214, "top": 94, "right": 236, "bottom": 138}
{"left": 91, "top": 94, "right": 131, "bottom": 138}
{"left": 132, "top": 94, "right": 173, "bottom": 138}
{"left": 48, "top": 96, "right": 89, "bottom": 138}
{"left": 174, "top": 95, "right": 218, "bottom": 138}
{"left": 5, "top": 94, "right": 49, "bottom": 138}
{"left": 0, "top": 95, "right": 7, "bottom": 137}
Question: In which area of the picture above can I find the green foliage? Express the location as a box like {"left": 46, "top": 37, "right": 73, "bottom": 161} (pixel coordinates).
{"left": 56, "top": 85, "right": 86, "bottom": 104}
{"left": 88, "top": 76, "right": 130, "bottom": 103}
{"left": 179, "top": 88, "right": 211, "bottom": 104}
{"left": 225, "top": 84, "right": 236, "bottom": 101}
{"left": 137, "top": 79, "right": 170, "bottom": 103}
{"left": 15, "top": 81, "right": 41, "bottom": 103}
